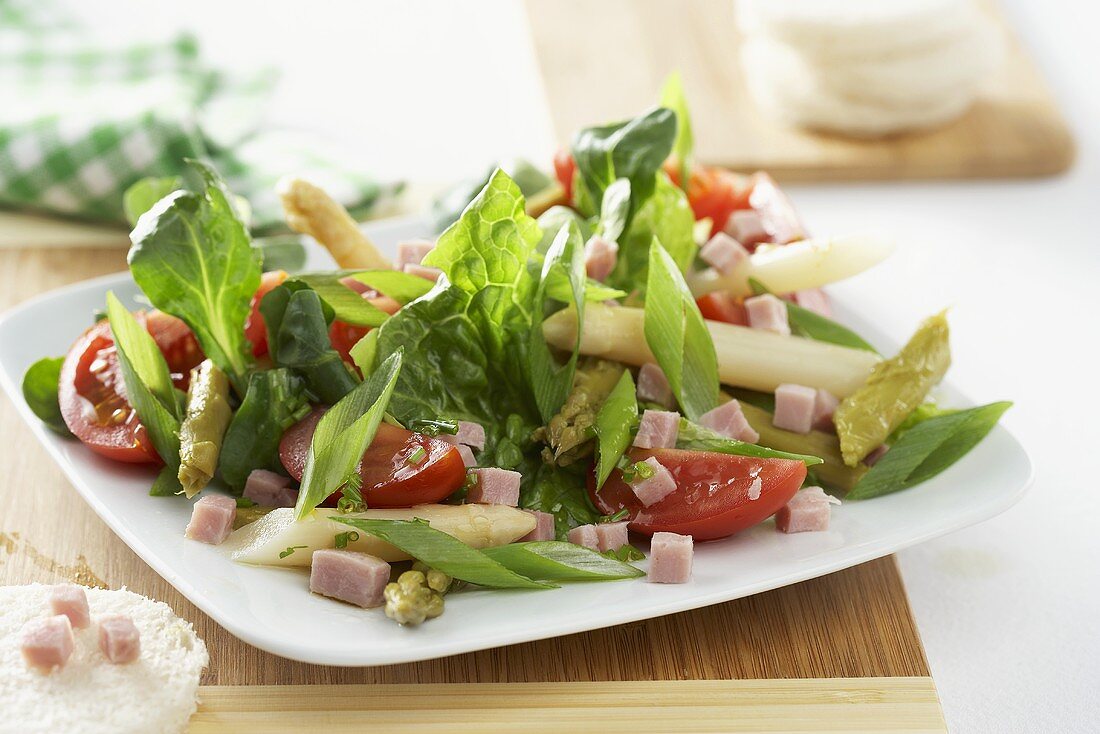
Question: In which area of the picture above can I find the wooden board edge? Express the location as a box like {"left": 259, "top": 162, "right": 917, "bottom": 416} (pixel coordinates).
{"left": 190, "top": 677, "right": 947, "bottom": 733}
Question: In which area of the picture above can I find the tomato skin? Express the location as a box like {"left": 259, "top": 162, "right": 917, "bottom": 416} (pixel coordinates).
{"left": 244, "top": 270, "right": 289, "bottom": 358}
{"left": 667, "top": 164, "right": 752, "bottom": 237}
{"left": 590, "top": 449, "right": 806, "bottom": 540}
{"left": 553, "top": 149, "right": 576, "bottom": 205}
{"left": 279, "top": 408, "right": 467, "bottom": 507}
{"left": 328, "top": 295, "right": 402, "bottom": 365}
{"left": 696, "top": 293, "right": 748, "bottom": 326}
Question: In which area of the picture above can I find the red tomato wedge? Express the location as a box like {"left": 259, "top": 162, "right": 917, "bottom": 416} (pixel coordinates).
{"left": 328, "top": 295, "right": 402, "bottom": 365}
{"left": 590, "top": 449, "right": 806, "bottom": 540}
{"left": 553, "top": 148, "right": 576, "bottom": 204}
{"left": 279, "top": 408, "right": 466, "bottom": 507}
{"left": 695, "top": 293, "right": 748, "bottom": 326}
{"left": 244, "top": 270, "right": 289, "bottom": 358}
{"left": 59, "top": 311, "right": 203, "bottom": 464}
{"left": 667, "top": 164, "right": 752, "bottom": 238}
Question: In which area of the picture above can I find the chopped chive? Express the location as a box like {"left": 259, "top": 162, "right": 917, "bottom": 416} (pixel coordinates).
{"left": 406, "top": 446, "right": 427, "bottom": 465}
{"left": 632, "top": 460, "right": 655, "bottom": 480}
{"left": 409, "top": 418, "right": 459, "bottom": 437}
{"left": 601, "top": 508, "right": 629, "bottom": 523}
{"left": 279, "top": 545, "right": 308, "bottom": 559}
{"left": 236, "top": 497, "right": 256, "bottom": 508}
{"left": 334, "top": 530, "right": 360, "bottom": 549}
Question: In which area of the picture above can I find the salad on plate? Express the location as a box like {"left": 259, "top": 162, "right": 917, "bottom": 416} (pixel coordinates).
{"left": 20, "top": 77, "right": 1010, "bottom": 627}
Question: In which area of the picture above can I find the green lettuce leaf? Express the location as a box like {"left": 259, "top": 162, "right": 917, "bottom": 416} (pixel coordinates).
{"left": 21, "top": 357, "right": 69, "bottom": 435}
{"left": 123, "top": 176, "right": 182, "bottom": 227}
{"left": 612, "top": 172, "right": 696, "bottom": 292}
{"left": 659, "top": 72, "right": 694, "bottom": 190}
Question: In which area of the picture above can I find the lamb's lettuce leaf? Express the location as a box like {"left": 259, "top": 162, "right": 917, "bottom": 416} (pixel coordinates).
{"left": 612, "top": 172, "right": 696, "bottom": 292}
{"left": 21, "top": 357, "right": 70, "bottom": 435}
{"left": 596, "top": 179, "right": 631, "bottom": 243}
{"left": 660, "top": 72, "right": 694, "bottom": 190}
{"left": 123, "top": 176, "right": 182, "bottom": 227}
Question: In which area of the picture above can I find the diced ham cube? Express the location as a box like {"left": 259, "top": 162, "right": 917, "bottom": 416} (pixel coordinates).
{"left": 98, "top": 614, "right": 141, "bottom": 664}
{"left": 48, "top": 585, "right": 90, "bottom": 629}
{"left": 568, "top": 524, "right": 600, "bottom": 550}
{"left": 519, "top": 511, "right": 556, "bottom": 542}
{"left": 633, "top": 409, "right": 680, "bottom": 449}
{"left": 812, "top": 389, "right": 839, "bottom": 431}
{"left": 402, "top": 263, "right": 442, "bottom": 281}
{"left": 184, "top": 494, "right": 236, "bottom": 545}
{"left": 864, "top": 445, "right": 890, "bottom": 467}
{"left": 595, "top": 521, "right": 629, "bottom": 552}
{"left": 637, "top": 363, "right": 675, "bottom": 408}
{"left": 243, "top": 469, "right": 297, "bottom": 508}
{"left": 440, "top": 421, "right": 486, "bottom": 451}
{"left": 773, "top": 384, "right": 818, "bottom": 434}
{"left": 745, "top": 293, "right": 790, "bottom": 336}
{"left": 792, "top": 288, "right": 831, "bottom": 317}
{"left": 630, "top": 457, "right": 678, "bottom": 507}
{"left": 396, "top": 239, "right": 435, "bottom": 269}
{"left": 309, "top": 549, "right": 391, "bottom": 608}
{"left": 584, "top": 236, "right": 619, "bottom": 282}
{"left": 724, "top": 209, "right": 769, "bottom": 248}
{"left": 776, "top": 487, "right": 840, "bottom": 534}
{"left": 647, "top": 532, "right": 693, "bottom": 583}
{"left": 21, "top": 615, "right": 74, "bottom": 672}
{"left": 466, "top": 467, "right": 521, "bottom": 506}
{"left": 699, "top": 232, "right": 750, "bottom": 275}
{"left": 748, "top": 172, "right": 806, "bottom": 245}
{"left": 456, "top": 443, "right": 477, "bottom": 468}
{"left": 698, "top": 400, "right": 759, "bottom": 443}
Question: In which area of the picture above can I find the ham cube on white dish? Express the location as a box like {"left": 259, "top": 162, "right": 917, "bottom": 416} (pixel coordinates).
{"left": 744, "top": 293, "right": 790, "bottom": 336}
{"left": 243, "top": 469, "right": 297, "bottom": 508}
{"left": 98, "top": 614, "right": 141, "bottom": 664}
{"left": 440, "top": 421, "right": 486, "bottom": 451}
{"left": 773, "top": 384, "right": 818, "bottom": 434}
{"left": 637, "top": 363, "right": 675, "bottom": 408}
{"left": 567, "top": 524, "right": 600, "bottom": 550}
{"left": 20, "top": 615, "right": 74, "bottom": 672}
{"left": 699, "top": 232, "right": 749, "bottom": 275}
{"left": 184, "top": 494, "right": 236, "bottom": 545}
{"left": 309, "top": 549, "right": 391, "bottom": 608}
{"left": 791, "top": 288, "right": 831, "bottom": 317}
{"left": 456, "top": 443, "right": 477, "bottom": 468}
{"left": 595, "top": 521, "right": 629, "bottom": 552}
{"left": 519, "top": 511, "right": 556, "bottom": 542}
{"left": 466, "top": 467, "right": 521, "bottom": 506}
{"left": 775, "top": 487, "right": 840, "bottom": 534}
{"left": 584, "top": 236, "right": 619, "bottom": 282}
{"left": 403, "top": 263, "right": 442, "bottom": 281}
{"left": 698, "top": 400, "right": 759, "bottom": 443}
{"left": 633, "top": 409, "right": 680, "bottom": 449}
{"left": 48, "top": 584, "right": 90, "bottom": 629}
{"left": 647, "top": 532, "right": 693, "bottom": 584}
{"left": 396, "top": 239, "right": 435, "bottom": 269}
{"left": 630, "top": 457, "right": 678, "bottom": 507}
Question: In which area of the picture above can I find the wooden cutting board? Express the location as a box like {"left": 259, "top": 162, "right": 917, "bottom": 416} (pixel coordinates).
{"left": 0, "top": 247, "right": 945, "bottom": 732}
{"left": 526, "top": 0, "right": 1074, "bottom": 181}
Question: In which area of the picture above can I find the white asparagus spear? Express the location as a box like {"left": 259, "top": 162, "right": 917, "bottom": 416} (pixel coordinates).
{"left": 229, "top": 504, "right": 536, "bottom": 568}
{"left": 542, "top": 304, "right": 880, "bottom": 397}
{"left": 687, "top": 234, "right": 894, "bottom": 297}
{"left": 277, "top": 176, "right": 392, "bottom": 270}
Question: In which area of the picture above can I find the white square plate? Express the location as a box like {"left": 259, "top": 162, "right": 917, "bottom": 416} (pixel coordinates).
{"left": 0, "top": 216, "right": 1033, "bottom": 666}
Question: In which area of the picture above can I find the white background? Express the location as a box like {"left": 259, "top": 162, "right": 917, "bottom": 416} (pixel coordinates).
{"left": 47, "top": 1, "right": 1100, "bottom": 731}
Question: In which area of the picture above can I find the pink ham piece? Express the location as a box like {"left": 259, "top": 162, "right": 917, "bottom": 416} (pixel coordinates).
{"left": 396, "top": 239, "right": 435, "bottom": 269}
{"left": 745, "top": 293, "right": 790, "bottom": 336}
{"left": 595, "top": 521, "right": 629, "bottom": 552}
{"left": 633, "top": 409, "right": 680, "bottom": 449}
{"left": 584, "top": 236, "right": 619, "bottom": 282}
{"left": 748, "top": 172, "right": 806, "bottom": 245}
{"left": 812, "top": 389, "right": 839, "bottom": 431}
{"left": 184, "top": 494, "right": 236, "bottom": 545}
{"left": 48, "top": 585, "right": 90, "bottom": 629}
{"left": 21, "top": 615, "right": 74, "bottom": 672}
{"left": 636, "top": 363, "right": 675, "bottom": 408}
{"left": 773, "top": 384, "right": 818, "bottom": 434}
{"left": 630, "top": 457, "right": 678, "bottom": 507}
{"left": 402, "top": 263, "right": 442, "bottom": 282}
{"left": 466, "top": 468, "right": 521, "bottom": 506}
{"left": 792, "top": 288, "right": 832, "bottom": 317}
{"left": 338, "top": 275, "right": 378, "bottom": 298}
{"left": 243, "top": 469, "right": 297, "bottom": 508}
{"left": 724, "top": 209, "right": 769, "bottom": 248}
{"left": 440, "top": 421, "right": 486, "bottom": 451}
{"left": 568, "top": 524, "right": 600, "bottom": 550}
{"left": 647, "top": 532, "right": 693, "bottom": 584}
{"left": 309, "top": 549, "right": 391, "bottom": 608}
{"left": 699, "top": 232, "right": 749, "bottom": 275}
{"left": 698, "top": 400, "right": 759, "bottom": 443}
{"left": 775, "top": 487, "right": 840, "bottom": 534}
{"left": 98, "top": 614, "right": 141, "bottom": 664}
{"left": 519, "top": 511, "right": 556, "bottom": 542}
{"left": 456, "top": 443, "right": 477, "bottom": 468}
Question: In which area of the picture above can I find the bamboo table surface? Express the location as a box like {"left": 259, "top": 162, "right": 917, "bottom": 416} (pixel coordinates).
{"left": 0, "top": 246, "right": 945, "bottom": 732}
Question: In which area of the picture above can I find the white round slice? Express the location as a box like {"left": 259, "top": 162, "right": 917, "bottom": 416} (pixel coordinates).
{"left": 742, "top": 37, "right": 977, "bottom": 138}
{"left": 737, "top": 0, "right": 983, "bottom": 61}
{"left": 0, "top": 584, "right": 208, "bottom": 734}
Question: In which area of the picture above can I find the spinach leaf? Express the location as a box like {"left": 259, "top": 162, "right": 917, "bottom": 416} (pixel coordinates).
{"left": 676, "top": 418, "right": 822, "bottom": 465}
{"left": 256, "top": 235, "right": 307, "bottom": 274}
{"left": 123, "top": 176, "right": 182, "bottom": 227}
{"left": 749, "top": 278, "right": 878, "bottom": 353}
{"left": 848, "top": 402, "right": 1012, "bottom": 500}
{"left": 218, "top": 368, "right": 309, "bottom": 492}
{"left": 332, "top": 517, "right": 552, "bottom": 589}
{"left": 659, "top": 72, "right": 694, "bottom": 190}
{"left": 21, "top": 357, "right": 69, "bottom": 435}
{"left": 594, "top": 370, "right": 638, "bottom": 489}
{"left": 612, "top": 172, "right": 696, "bottom": 292}
{"left": 482, "top": 541, "right": 644, "bottom": 581}
{"left": 644, "top": 239, "right": 719, "bottom": 420}
{"left": 261, "top": 285, "right": 358, "bottom": 404}
{"left": 519, "top": 461, "right": 601, "bottom": 540}
{"left": 128, "top": 160, "right": 261, "bottom": 392}
{"left": 294, "top": 351, "right": 403, "bottom": 519}
{"left": 596, "top": 179, "right": 631, "bottom": 243}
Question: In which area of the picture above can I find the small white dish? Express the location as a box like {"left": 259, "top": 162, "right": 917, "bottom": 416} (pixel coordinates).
{"left": 0, "top": 217, "right": 1033, "bottom": 666}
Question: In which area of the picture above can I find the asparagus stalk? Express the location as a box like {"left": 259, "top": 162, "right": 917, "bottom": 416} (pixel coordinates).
{"left": 687, "top": 234, "right": 894, "bottom": 297}
{"left": 542, "top": 304, "right": 880, "bottom": 398}
{"left": 277, "top": 176, "right": 392, "bottom": 270}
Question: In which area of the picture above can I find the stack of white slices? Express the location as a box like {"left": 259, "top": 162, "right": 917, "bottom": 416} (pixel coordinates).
{"left": 737, "top": 0, "right": 1005, "bottom": 138}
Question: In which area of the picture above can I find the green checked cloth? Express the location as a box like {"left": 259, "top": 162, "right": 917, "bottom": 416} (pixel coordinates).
{"left": 0, "top": 3, "right": 398, "bottom": 231}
